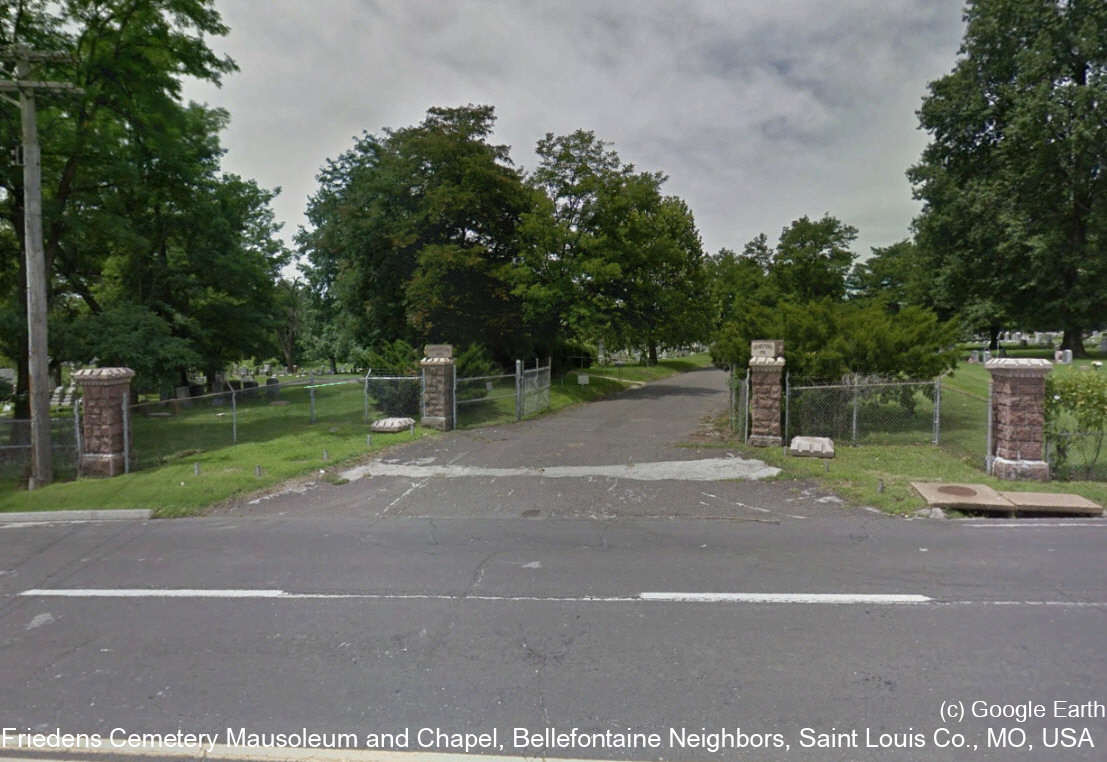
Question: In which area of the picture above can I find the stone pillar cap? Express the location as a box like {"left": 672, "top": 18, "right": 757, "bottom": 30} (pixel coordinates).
{"left": 73, "top": 367, "right": 135, "bottom": 383}
{"left": 985, "top": 358, "right": 1052, "bottom": 375}
{"left": 749, "top": 356, "right": 785, "bottom": 367}
{"left": 420, "top": 356, "right": 454, "bottom": 366}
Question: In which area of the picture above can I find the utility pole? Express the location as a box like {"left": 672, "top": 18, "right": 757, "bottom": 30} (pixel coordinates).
{"left": 0, "top": 44, "right": 80, "bottom": 489}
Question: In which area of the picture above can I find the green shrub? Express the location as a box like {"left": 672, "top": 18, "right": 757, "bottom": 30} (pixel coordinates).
{"left": 1045, "top": 372, "right": 1107, "bottom": 478}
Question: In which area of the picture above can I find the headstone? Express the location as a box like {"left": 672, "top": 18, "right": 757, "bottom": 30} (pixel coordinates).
{"left": 982, "top": 350, "right": 991, "bottom": 362}
{"left": 0, "top": 367, "right": 15, "bottom": 385}
{"left": 243, "top": 380, "right": 259, "bottom": 400}
{"left": 1063, "top": 349, "right": 1073, "bottom": 364}
{"left": 265, "top": 377, "right": 280, "bottom": 400}
{"left": 1099, "top": 335, "right": 1107, "bottom": 353}
{"left": 970, "top": 350, "right": 980, "bottom": 363}
{"left": 424, "top": 344, "right": 453, "bottom": 359}
{"left": 578, "top": 374, "right": 590, "bottom": 385}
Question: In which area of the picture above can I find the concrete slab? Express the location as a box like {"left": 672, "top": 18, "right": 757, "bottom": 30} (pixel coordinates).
{"left": 911, "top": 482, "right": 1015, "bottom": 512}
{"left": 789, "top": 436, "right": 835, "bottom": 458}
{"left": 998, "top": 492, "right": 1103, "bottom": 516}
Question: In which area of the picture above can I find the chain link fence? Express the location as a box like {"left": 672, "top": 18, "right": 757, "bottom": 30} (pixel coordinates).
{"left": 783, "top": 377, "right": 941, "bottom": 446}
{"left": 127, "top": 374, "right": 420, "bottom": 472}
{"left": 936, "top": 384, "right": 989, "bottom": 466}
{"left": 454, "top": 361, "right": 552, "bottom": 429}
{"left": 521, "top": 363, "right": 551, "bottom": 418}
{"left": 0, "top": 415, "right": 80, "bottom": 483}
{"left": 728, "top": 367, "right": 749, "bottom": 441}
{"left": 455, "top": 372, "right": 517, "bottom": 428}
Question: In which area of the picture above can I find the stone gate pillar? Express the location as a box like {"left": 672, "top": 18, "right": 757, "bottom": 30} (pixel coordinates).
{"left": 748, "top": 340, "right": 785, "bottom": 447}
{"left": 420, "top": 345, "right": 455, "bottom": 431}
{"left": 986, "top": 358, "right": 1051, "bottom": 481}
{"left": 73, "top": 367, "right": 135, "bottom": 477}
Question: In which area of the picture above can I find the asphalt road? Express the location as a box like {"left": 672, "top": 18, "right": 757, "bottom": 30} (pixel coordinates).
{"left": 2, "top": 368, "right": 1106, "bottom": 762}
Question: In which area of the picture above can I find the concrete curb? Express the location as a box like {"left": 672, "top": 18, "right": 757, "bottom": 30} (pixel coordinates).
{"left": 0, "top": 509, "right": 151, "bottom": 523}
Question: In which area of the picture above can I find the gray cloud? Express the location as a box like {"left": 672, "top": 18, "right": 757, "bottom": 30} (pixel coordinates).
{"left": 182, "top": 0, "right": 966, "bottom": 261}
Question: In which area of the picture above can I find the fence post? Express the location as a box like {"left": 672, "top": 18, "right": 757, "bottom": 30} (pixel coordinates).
{"left": 986, "top": 376, "right": 994, "bottom": 473}
{"left": 73, "top": 398, "right": 82, "bottom": 479}
{"left": 231, "top": 385, "right": 237, "bottom": 445}
{"left": 515, "top": 359, "right": 523, "bottom": 421}
{"left": 743, "top": 371, "right": 750, "bottom": 444}
{"left": 122, "top": 390, "right": 130, "bottom": 474}
{"left": 728, "top": 367, "right": 735, "bottom": 433}
{"left": 452, "top": 364, "right": 458, "bottom": 430}
{"left": 363, "top": 372, "right": 370, "bottom": 423}
{"left": 933, "top": 377, "right": 941, "bottom": 445}
{"left": 851, "top": 383, "right": 859, "bottom": 444}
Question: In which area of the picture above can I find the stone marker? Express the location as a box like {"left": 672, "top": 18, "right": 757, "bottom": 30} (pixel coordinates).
{"left": 371, "top": 416, "right": 415, "bottom": 433}
{"left": 578, "top": 374, "right": 589, "bottom": 385}
{"left": 750, "top": 340, "right": 784, "bottom": 359}
{"left": 789, "top": 436, "right": 835, "bottom": 458}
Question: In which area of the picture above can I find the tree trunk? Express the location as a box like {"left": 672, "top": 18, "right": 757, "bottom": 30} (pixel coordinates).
{"left": 1061, "top": 327, "right": 1086, "bottom": 357}
{"left": 988, "top": 326, "right": 1000, "bottom": 351}
{"left": 648, "top": 342, "right": 658, "bottom": 365}
{"left": 329, "top": 355, "right": 338, "bottom": 375}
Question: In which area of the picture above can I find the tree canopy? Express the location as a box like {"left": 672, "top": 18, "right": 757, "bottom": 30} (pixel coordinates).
{"left": 1, "top": 0, "right": 288, "bottom": 396}
{"left": 909, "top": 0, "right": 1107, "bottom": 352}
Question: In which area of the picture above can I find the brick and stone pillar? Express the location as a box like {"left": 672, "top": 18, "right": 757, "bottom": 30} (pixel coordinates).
{"left": 73, "top": 367, "right": 135, "bottom": 477}
{"left": 748, "top": 341, "right": 785, "bottom": 447}
{"left": 986, "top": 358, "right": 1051, "bottom": 481}
{"left": 420, "top": 345, "right": 455, "bottom": 431}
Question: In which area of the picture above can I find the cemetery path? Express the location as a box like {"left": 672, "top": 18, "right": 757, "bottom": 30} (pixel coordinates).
{"left": 219, "top": 367, "right": 852, "bottom": 521}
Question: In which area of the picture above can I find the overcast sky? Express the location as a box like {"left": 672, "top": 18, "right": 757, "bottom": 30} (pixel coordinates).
{"left": 180, "top": 0, "right": 968, "bottom": 265}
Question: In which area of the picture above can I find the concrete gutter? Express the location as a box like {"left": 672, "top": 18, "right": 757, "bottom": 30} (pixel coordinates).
{"left": 0, "top": 508, "right": 151, "bottom": 523}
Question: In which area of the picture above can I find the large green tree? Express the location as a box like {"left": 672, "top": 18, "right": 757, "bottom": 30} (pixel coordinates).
{"left": 515, "top": 129, "right": 709, "bottom": 362}
{"left": 299, "top": 105, "right": 534, "bottom": 363}
{"left": 2, "top": 0, "right": 285, "bottom": 398}
{"left": 910, "top": 0, "right": 1107, "bottom": 353}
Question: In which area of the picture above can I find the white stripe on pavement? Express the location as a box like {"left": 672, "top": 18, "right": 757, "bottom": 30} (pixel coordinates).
{"left": 16, "top": 588, "right": 1107, "bottom": 607}
{"left": 638, "top": 592, "right": 932, "bottom": 604}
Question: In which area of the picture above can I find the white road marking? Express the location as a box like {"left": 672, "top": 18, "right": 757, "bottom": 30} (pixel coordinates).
{"left": 341, "top": 457, "right": 780, "bottom": 483}
{"left": 21, "top": 589, "right": 287, "bottom": 598}
{"left": 638, "top": 592, "right": 933, "bottom": 604}
{"left": 16, "top": 589, "right": 1106, "bottom": 608}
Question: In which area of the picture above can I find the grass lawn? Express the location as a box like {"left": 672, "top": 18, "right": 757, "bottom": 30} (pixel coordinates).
{"left": 727, "top": 355, "right": 1107, "bottom": 515}
{"left": 1, "top": 353, "right": 715, "bottom": 517}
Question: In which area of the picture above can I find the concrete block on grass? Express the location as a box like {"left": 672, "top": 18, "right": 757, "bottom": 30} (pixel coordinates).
{"left": 789, "top": 436, "right": 835, "bottom": 458}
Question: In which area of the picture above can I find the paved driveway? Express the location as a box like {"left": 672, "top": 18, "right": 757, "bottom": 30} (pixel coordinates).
{"left": 222, "top": 367, "right": 851, "bottom": 522}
